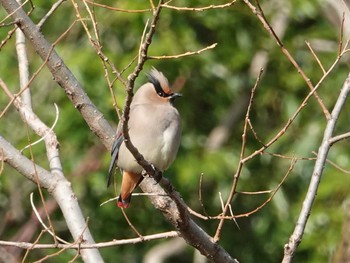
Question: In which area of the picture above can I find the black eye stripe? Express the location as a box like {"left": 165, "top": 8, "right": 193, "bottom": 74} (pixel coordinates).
{"left": 147, "top": 73, "right": 171, "bottom": 98}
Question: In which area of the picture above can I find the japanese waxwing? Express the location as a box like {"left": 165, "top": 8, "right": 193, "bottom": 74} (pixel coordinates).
{"left": 107, "top": 68, "right": 182, "bottom": 208}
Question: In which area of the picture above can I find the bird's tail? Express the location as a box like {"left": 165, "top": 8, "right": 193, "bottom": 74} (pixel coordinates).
{"left": 118, "top": 171, "right": 144, "bottom": 208}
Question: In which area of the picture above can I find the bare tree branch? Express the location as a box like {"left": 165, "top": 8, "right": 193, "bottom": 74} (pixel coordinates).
{"left": 37, "top": 0, "right": 66, "bottom": 29}
{"left": 329, "top": 132, "right": 350, "bottom": 145}
{"left": 0, "top": 231, "right": 179, "bottom": 249}
{"left": 148, "top": 43, "right": 218, "bottom": 60}
{"left": 282, "top": 72, "right": 350, "bottom": 262}
{"left": 162, "top": 1, "right": 236, "bottom": 11}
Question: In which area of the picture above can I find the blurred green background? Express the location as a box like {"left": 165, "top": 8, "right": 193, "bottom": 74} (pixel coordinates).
{"left": 1, "top": 0, "right": 350, "bottom": 262}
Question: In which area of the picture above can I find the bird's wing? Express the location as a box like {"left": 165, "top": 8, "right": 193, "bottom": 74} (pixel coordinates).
{"left": 107, "top": 130, "right": 124, "bottom": 187}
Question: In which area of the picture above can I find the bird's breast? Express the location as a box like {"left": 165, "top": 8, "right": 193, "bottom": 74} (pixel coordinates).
{"left": 117, "top": 104, "right": 181, "bottom": 173}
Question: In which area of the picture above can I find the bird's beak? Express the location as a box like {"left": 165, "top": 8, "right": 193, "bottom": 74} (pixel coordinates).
{"left": 170, "top": 93, "right": 182, "bottom": 100}
{"left": 169, "top": 92, "right": 181, "bottom": 105}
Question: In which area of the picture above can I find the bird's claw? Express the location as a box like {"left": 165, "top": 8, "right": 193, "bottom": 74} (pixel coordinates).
{"left": 150, "top": 164, "right": 163, "bottom": 184}
{"left": 141, "top": 164, "right": 163, "bottom": 184}
{"left": 141, "top": 170, "right": 149, "bottom": 178}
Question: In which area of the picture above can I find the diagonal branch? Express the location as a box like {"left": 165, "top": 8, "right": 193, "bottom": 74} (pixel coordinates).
{"left": 282, "top": 73, "right": 350, "bottom": 262}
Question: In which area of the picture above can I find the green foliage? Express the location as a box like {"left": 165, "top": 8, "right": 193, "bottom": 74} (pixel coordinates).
{"left": 0, "top": 0, "right": 349, "bottom": 262}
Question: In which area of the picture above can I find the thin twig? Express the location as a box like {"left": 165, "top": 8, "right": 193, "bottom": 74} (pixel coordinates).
{"left": 338, "top": 12, "right": 345, "bottom": 57}
{"left": 22, "top": 230, "right": 46, "bottom": 262}
{"left": 244, "top": 0, "right": 331, "bottom": 119}
{"left": 21, "top": 104, "right": 60, "bottom": 153}
{"left": 247, "top": 118, "right": 266, "bottom": 146}
{"left": 329, "top": 131, "right": 350, "bottom": 145}
{"left": 188, "top": 157, "right": 296, "bottom": 221}
{"left": 214, "top": 68, "right": 263, "bottom": 241}
{"left": 37, "top": 0, "right": 66, "bottom": 29}
{"left": 30, "top": 219, "right": 90, "bottom": 263}
{"left": 312, "top": 151, "right": 350, "bottom": 175}
{"left": 0, "top": 26, "right": 17, "bottom": 50}
{"left": 198, "top": 173, "right": 209, "bottom": 217}
{"left": 0, "top": 231, "right": 180, "bottom": 249}
{"left": 228, "top": 204, "right": 240, "bottom": 229}
{"left": 100, "top": 192, "right": 168, "bottom": 206}
{"left": 235, "top": 158, "right": 296, "bottom": 218}
{"left": 326, "top": 157, "right": 350, "bottom": 175}
{"left": 162, "top": 0, "right": 236, "bottom": 11}
{"left": 121, "top": 209, "right": 143, "bottom": 238}
{"left": 305, "top": 41, "right": 326, "bottom": 74}
{"left": 148, "top": 43, "right": 217, "bottom": 59}
{"left": 0, "top": 0, "right": 30, "bottom": 24}
{"left": 30, "top": 193, "right": 70, "bottom": 245}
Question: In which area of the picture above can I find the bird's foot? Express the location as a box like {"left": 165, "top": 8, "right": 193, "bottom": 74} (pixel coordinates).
{"left": 152, "top": 165, "right": 163, "bottom": 184}
{"left": 142, "top": 164, "right": 163, "bottom": 184}
{"left": 141, "top": 170, "right": 149, "bottom": 178}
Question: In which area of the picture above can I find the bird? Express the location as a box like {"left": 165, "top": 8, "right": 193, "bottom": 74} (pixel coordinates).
{"left": 107, "top": 68, "right": 182, "bottom": 208}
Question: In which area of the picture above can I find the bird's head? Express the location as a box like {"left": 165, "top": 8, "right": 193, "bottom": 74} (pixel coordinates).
{"left": 133, "top": 68, "right": 182, "bottom": 106}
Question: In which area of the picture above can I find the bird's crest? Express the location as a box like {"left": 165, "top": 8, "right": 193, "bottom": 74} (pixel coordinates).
{"left": 147, "top": 68, "right": 172, "bottom": 96}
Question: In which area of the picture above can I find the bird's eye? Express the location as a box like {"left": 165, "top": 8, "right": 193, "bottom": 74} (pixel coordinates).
{"left": 148, "top": 73, "right": 169, "bottom": 97}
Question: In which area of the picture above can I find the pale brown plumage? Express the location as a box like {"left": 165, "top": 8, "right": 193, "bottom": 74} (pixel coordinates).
{"left": 108, "top": 68, "right": 182, "bottom": 208}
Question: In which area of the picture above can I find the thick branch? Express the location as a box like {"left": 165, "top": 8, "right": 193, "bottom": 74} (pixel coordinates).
{"left": 282, "top": 73, "right": 350, "bottom": 262}
{"left": 140, "top": 177, "right": 239, "bottom": 263}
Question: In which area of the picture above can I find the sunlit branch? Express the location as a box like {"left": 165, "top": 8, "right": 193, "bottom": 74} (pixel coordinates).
{"left": 37, "top": 0, "right": 66, "bottom": 29}
{"left": 162, "top": 0, "right": 236, "bottom": 11}
{"left": 305, "top": 41, "right": 326, "bottom": 74}
{"left": 0, "top": 231, "right": 180, "bottom": 249}
{"left": 148, "top": 43, "right": 217, "bottom": 60}
{"left": 282, "top": 73, "right": 350, "bottom": 263}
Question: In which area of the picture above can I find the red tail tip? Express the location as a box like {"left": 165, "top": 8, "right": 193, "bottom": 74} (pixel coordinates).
{"left": 117, "top": 196, "right": 130, "bottom": 208}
